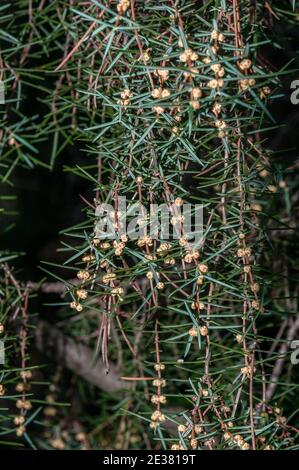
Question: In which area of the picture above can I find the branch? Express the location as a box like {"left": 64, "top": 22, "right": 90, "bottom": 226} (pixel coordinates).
{"left": 35, "top": 321, "right": 128, "bottom": 392}
{"left": 27, "top": 279, "right": 79, "bottom": 294}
